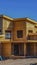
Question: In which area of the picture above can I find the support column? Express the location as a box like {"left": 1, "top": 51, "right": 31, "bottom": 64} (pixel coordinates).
{"left": 24, "top": 43, "right": 26, "bottom": 56}
{"left": 34, "top": 43, "right": 36, "bottom": 56}
{"left": 11, "top": 43, "right": 14, "bottom": 55}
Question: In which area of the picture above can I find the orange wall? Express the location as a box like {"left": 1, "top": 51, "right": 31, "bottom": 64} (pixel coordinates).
{"left": 13, "top": 21, "right": 26, "bottom": 41}
{"left": 2, "top": 43, "right": 11, "bottom": 57}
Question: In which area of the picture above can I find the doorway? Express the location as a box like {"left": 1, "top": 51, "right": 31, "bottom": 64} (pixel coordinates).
{"left": 14, "top": 44, "right": 19, "bottom": 56}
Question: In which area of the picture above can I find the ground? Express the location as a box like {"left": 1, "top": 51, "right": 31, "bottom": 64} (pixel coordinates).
{"left": 0, "top": 58, "right": 37, "bottom": 65}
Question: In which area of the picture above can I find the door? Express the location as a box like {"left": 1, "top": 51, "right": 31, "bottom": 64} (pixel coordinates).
{"left": 14, "top": 44, "right": 19, "bottom": 56}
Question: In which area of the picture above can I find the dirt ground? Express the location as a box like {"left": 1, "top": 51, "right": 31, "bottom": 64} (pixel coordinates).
{"left": 0, "top": 58, "right": 37, "bottom": 65}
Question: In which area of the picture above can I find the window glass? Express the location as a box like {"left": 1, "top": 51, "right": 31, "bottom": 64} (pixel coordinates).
{"left": 17, "top": 30, "right": 23, "bottom": 38}
{"left": 5, "top": 31, "right": 11, "bottom": 39}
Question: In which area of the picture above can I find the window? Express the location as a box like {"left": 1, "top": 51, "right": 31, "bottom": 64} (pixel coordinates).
{"left": 0, "top": 30, "right": 2, "bottom": 35}
{"left": 17, "top": 30, "right": 23, "bottom": 38}
{"left": 28, "top": 30, "right": 33, "bottom": 33}
{"left": 5, "top": 30, "right": 11, "bottom": 39}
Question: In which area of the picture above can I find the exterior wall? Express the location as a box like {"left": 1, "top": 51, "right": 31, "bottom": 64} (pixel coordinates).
{"left": 13, "top": 21, "right": 26, "bottom": 41}
{"left": 1, "top": 18, "right": 13, "bottom": 41}
{"left": 35, "top": 27, "right": 37, "bottom": 33}
{"left": 0, "top": 15, "right": 37, "bottom": 57}
{"left": 0, "top": 17, "right": 4, "bottom": 41}
{"left": 0, "top": 17, "right": 3, "bottom": 29}
{"left": 26, "top": 22, "right": 35, "bottom": 36}
{"left": 2, "top": 43, "right": 11, "bottom": 57}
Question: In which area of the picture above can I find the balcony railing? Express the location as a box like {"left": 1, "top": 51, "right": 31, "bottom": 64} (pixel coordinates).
{"left": 27, "top": 33, "right": 37, "bottom": 40}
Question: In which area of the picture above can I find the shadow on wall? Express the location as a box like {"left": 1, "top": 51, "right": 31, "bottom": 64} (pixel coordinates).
{"left": 7, "top": 22, "right": 13, "bottom": 30}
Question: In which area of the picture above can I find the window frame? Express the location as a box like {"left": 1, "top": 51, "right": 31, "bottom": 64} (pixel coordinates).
{"left": 5, "top": 30, "right": 11, "bottom": 39}
{"left": 17, "top": 30, "right": 23, "bottom": 38}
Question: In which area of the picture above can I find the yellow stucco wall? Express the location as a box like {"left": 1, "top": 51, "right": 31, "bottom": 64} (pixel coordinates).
{"left": 0, "top": 18, "right": 13, "bottom": 41}
{"left": 26, "top": 22, "right": 35, "bottom": 35}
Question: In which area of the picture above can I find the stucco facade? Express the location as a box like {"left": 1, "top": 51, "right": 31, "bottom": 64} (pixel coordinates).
{"left": 0, "top": 15, "right": 37, "bottom": 58}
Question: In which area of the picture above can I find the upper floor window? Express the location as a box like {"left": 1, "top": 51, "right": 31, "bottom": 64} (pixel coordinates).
{"left": 0, "top": 29, "right": 2, "bottom": 35}
{"left": 17, "top": 30, "right": 23, "bottom": 38}
{"left": 5, "top": 30, "right": 11, "bottom": 39}
{"left": 28, "top": 30, "right": 33, "bottom": 33}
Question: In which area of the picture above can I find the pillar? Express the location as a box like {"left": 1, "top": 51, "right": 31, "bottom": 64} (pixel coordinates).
{"left": 24, "top": 43, "right": 26, "bottom": 56}
{"left": 11, "top": 43, "right": 14, "bottom": 55}
{"left": 34, "top": 43, "right": 36, "bottom": 56}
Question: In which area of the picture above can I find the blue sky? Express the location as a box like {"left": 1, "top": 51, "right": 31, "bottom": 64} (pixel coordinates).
{"left": 0, "top": 0, "right": 37, "bottom": 20}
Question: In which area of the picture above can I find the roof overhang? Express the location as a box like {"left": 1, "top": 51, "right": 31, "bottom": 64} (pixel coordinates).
{"left": 13, "top": 17, "right": 37, "bottom": 24}
{"left": 0, "top": 15, "right": 13, "bottom": 21}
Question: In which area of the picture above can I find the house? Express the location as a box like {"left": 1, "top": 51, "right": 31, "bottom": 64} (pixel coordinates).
{"left": 0, "top": 15, "right": 37, "bottom": 58}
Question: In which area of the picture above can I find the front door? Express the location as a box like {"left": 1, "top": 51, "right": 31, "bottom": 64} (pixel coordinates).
{"left": 14, "top": 44, "right": 19, "bottom": 56}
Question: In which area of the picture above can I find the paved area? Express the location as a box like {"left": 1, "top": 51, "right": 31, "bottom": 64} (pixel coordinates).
{"left": 0, "top": 58, "right": 37, "bottom": 65}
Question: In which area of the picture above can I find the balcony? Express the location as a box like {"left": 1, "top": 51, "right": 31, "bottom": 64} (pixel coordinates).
{"left": 27, "top": 33, "right": 37, "bottom": 42}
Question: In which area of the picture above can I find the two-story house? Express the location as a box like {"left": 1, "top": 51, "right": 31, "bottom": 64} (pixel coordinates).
{"left": 0, "top": 15, "right": 37, "bottom": 58}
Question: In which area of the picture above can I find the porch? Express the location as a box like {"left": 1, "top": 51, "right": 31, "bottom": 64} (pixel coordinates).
{"left": 0, "top": 42, "right": 37, "bottom": 58}
{"left": 11, "top": 42, "right": 37, "bottom": 58}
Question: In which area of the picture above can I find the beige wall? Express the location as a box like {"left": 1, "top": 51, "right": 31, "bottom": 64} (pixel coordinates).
{"left": 2, "top": 18, "right": 13, "bottom": 41}
{"left": 35, "top": 27, "right": 37, "bottom": 33}
{"left": 3, "top": 18, "right": 13, "bottom": 32}
{"left": 26, "top": 22, "right": 35, "bottom": 36}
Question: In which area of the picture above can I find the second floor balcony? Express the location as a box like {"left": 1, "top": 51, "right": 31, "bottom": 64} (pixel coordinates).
{"left": 27, "top": 33, "right": 37, "bottom": 40}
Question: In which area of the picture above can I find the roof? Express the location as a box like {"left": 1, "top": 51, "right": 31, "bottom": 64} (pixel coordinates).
{"left": 0, "top": 15, "right": 13, "bottom": 21}
{"left": 0, "top": 15, "right": 37, "bottom": 24}
{"left": 14, "top": 17, "right": 37, "bottom": 24}
{"left": 26, "top": 18, "right": 37, "bottom": 24}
